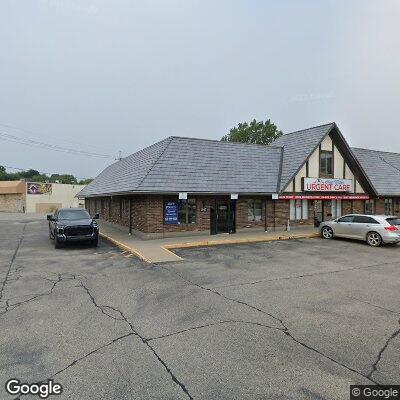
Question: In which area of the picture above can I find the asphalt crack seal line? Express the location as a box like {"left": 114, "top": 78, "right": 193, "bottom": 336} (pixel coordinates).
{"left": 0, "top": 274, "right": 78, "bottom": 316}
{"left": 146, "top": 319, "right": 286, "bottom": 342}
{"left": 21, "top": 280, "right": 193, "bottom": 400}
{"left": 367, "top": 319, "right": 400, "bottom": 380}
{"left": 0, "top": 223, "right": 26, "bottom": 303}
{"left": 156, "top": 263, "right": 381, "bottom": 386}
{"left": 78, "top": 281, "right": 193, "bottom": 399}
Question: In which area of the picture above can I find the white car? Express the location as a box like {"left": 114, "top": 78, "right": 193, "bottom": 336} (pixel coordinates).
{"left": 320, "top": 214, "right": 400, "bottom": 247}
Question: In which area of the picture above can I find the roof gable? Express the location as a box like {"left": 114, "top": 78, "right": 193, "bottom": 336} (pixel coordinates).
{"left": 272, "top": 123, "right": 376, "bottom": 195}
{"left": 272, "top": 123, "right": 335, "bottom": 191}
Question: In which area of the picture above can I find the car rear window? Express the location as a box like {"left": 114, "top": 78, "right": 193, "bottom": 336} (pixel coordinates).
{"left": 386, "top": 218, "right": 400, "bottom": 226}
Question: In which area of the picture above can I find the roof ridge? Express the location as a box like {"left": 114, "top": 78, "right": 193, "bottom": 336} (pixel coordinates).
{"left": 169, "top": 135, "right": 284, "bottom": 149}
{"left": 352, "top": 147, "right": 400, "bottom": 156}
{"left": 135, "top": 137, "right": 174, "bottom": 190}
{"left": 278, "top": 122, "right": 335, "bottom": 137}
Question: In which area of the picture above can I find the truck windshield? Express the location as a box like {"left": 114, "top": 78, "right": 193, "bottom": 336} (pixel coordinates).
{"left": 386, "top": 217, "right": 400, "bottom": 226}
{"left": 58, "top": 210, "right": 90, "bottom": 220}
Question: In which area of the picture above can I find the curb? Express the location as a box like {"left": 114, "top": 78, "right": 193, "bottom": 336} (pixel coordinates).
{"left": 99, "top": 232, "right": 152, "bottom": 263}
{"left": 100, "top": 231, "right": 319, "bottom": 264}
{"left": 163, "top": 232, "right": 319, "bottom": 250}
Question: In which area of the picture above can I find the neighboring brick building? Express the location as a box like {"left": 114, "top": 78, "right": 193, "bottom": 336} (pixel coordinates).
{"left": 79, "top": 122, "right": 398, "bottom": 239}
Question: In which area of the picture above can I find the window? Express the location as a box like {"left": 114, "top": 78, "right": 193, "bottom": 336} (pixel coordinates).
{"left": 386, "top": 217, "right": 400, "bottom": 226}
{"left": 331, "top": 199, "right": 342, "bottom": 219}
{"left": 178, "top": 199, "right": 197, "bottom": 224}
{"left": 247, "top": 199, "right": 263, "bottom": 222}
{"left": 353, "top": 216, "right": 379, "bottom": 224}
{"left": 394, "top": 199, "right": 400, "bottom": 214}
{"left": 338, "top": 215, "right": 354, "bottom": 223}
{"left": 290, "top": 199, "right": 308, "bottom": 220}
{"left": 365, "top": 199, "right": 375, "bottom": 215}
{"left": 385, "top": 198, "right": 393, "bottom": 215}
{"left": 320, "top": 151, "right": 333, "bottom": 175}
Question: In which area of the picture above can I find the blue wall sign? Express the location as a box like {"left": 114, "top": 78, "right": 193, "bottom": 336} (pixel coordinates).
{"left": 164, "top": 201, "right": 179, "bottom": 225}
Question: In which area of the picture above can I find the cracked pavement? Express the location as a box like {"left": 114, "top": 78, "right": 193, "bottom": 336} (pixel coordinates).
{"left": 0, "top": 216, "right": 399, "bottom": 399}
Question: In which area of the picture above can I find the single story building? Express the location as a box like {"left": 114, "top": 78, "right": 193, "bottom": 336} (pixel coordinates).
{"left": 78, "top": 122, "right": 400, "bottom": 239}
{"left": 0, "top": 181, "right": 26, "bottom": 212}
{"left": 0, "top": 181, "right": 85, "bottom": 213}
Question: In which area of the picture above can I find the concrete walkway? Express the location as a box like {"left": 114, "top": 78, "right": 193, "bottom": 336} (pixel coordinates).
{"left": 98, "top": 220, "right": 319, "bottom": 263}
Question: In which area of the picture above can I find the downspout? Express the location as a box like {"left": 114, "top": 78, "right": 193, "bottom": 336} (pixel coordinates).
{"left": 129, "top": 197, "right": 132, "bottom": 235}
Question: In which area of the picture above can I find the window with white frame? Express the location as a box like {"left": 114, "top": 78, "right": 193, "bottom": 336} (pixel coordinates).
{"left": 331, "top": 199, "right": 342, "bottom": 219}
{"left": 290, "top": 199, "right": 308, "bottom": 220}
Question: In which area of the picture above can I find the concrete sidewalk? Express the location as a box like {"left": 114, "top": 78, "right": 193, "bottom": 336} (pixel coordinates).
{"left": 98, "top": 220, "right": 319, "bottom": 263}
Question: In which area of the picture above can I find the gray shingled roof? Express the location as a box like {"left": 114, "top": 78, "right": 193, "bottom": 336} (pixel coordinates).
{"left": 272, "top": 123, "right": 335, "bottom": 191}
{"left": 78, "top": 137, "right": 283, "bottom": 196}
{"left": 351, "top": 148, "right": 400, "bottom": 196}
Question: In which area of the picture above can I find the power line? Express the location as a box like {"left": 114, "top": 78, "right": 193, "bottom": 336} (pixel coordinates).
{"left": 2, "top": 164, "right": 91, "bottom": 181}
{"left": 0, "top": 131, "right": 113, "bottom": 159}
{"left": 0, "top": 122, "right": 113, "bottom": 153}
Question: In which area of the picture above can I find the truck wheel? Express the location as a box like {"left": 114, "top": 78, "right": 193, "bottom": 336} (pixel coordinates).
{"left": 54, "top": 236, "right": 63, "bottom": 249}
{"left": 92, "top": 238, "right": 98, "bottom": 247}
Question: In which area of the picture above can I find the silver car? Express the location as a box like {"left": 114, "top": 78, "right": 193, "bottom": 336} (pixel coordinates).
{"left": 320, "top": 214, "right": 400, "bottom": 247}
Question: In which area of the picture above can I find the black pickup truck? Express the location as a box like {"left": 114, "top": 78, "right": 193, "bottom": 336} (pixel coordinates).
{"left": 47, "top": 208, "right": 99, "bottom": 248}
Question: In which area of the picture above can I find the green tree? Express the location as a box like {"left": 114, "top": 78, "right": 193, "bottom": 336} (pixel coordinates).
{"left": 49, "top": 174, "right": 78, "bottom": 184}
{"left": 221, "top": 118, "right": 283, "bottom": 145}
{"left": 78, "top": 178, "right": 93, "bottom": 185}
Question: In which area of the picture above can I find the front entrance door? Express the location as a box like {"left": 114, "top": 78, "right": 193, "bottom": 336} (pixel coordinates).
{"left": 210, "top": 198, "right": 236, "bottom": 234}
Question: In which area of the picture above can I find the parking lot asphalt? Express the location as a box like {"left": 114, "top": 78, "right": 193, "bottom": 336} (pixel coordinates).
{"left": 0, "top": 216, "right": 399, "bottom": 399}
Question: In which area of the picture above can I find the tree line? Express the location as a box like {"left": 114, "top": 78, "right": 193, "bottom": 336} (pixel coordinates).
{"left": 0, "top": 166, "right": 92, "bottom": 185}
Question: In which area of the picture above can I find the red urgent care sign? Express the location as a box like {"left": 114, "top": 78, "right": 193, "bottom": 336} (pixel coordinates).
{"left": 303, "top": 177, "right": 352, "bottom": 192}
{"left": 278, "top": 195, "right": 370, "bottom": 200}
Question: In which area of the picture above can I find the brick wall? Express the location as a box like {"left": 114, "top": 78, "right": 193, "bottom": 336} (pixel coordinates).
{"left": 85, "top": 194, "right": 388, "bottom": 236}
{"left": 236, "top": 197, "right": 266, "bottom": 229}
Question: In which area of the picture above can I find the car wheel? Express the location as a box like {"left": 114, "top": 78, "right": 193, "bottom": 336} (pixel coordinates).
{"left": 92, "top": 238, "right": 98, "bottom": 247}
{"left": 321, "top": 226, "right": 334, "bottom": 239}
{"left": 367, "top": 232, "right": 382, "bottom": 247}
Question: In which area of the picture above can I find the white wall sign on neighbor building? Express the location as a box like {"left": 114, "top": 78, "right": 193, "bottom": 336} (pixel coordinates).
{"left": 303, "top": 178, "right": 353, "bottom": 192}
{"left": 230, "top": 193, "right": 238, "bottom": 200}
{"left": 179, "top": 192, "right": 188, "bottom": 200}
{"left": 272, "top": 193, "right": 279, "bottom": 200}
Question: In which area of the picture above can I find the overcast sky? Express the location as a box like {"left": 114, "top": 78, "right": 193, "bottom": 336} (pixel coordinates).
{"left": 1, "top": 0, "right": 399, "bottom": 179}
